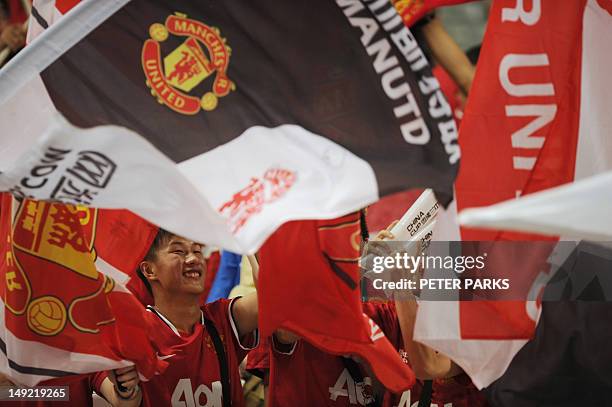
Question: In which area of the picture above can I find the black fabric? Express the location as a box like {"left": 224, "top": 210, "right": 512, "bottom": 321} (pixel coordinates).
{"left": 324, "top": 252, "right": 358, "bottom": 290}
{"left": 203, "top": 317, "right": 231, "bottom": 407}
{"left": 40, "top": 0, "right": 459, "bottom": 202}
{"left": 0, "top": 0, "right": 8, "bottom": 18}
{"left": 485, "top": 242, "right": 612, "bottom": 407}
{"left": 417, "top": 380, "right": 433, "bottom": 407}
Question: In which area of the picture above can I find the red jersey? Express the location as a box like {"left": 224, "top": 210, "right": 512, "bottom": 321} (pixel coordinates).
{"left": 429, "top": 374, "right": 488, "bottom": 407}
{"left": 393, "top": 375, "right": 488, "bottom": 407}
{"left": 246, "top": 336, "right": 270, "bottom": 382}
{"left": 94, "top": 298, "right": 257, "bottom": 407}
{"left": 269, "top": 301, "right": 408, "bottom": 407}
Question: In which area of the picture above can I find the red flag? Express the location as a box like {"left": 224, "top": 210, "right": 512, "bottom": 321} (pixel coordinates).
{"left": 54, "top": 0, "right": 81, "bottom": 15}
{"left": 415, "top": 0, "right": 609, "bottom": 389}
{"left": 0, "top": 193, "right": 166, "bottom": 386}
{"left": 392, "top": 0, "right": 473, "bottom": 27}
{"left": 258, "top": 213, "right": 415, "bottom": 393}
{"left": 455, "top": 0, "right": 586, "bottom": 338}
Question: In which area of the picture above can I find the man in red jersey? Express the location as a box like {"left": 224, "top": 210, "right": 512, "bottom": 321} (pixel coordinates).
{"left": 96, "top": 229, "right": 259, "bottom": 407}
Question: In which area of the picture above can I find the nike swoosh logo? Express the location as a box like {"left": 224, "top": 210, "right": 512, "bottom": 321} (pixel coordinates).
{"left": 157, "top": 353, "right": 176, "bottom": 361}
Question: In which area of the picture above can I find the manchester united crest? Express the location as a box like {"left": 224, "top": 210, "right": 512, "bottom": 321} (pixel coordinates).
{"left": 141, "top": 12, "right": 235, "bottom": 115}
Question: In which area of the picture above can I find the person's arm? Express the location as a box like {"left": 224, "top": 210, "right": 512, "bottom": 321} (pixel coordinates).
{"left": 421, "top": 16, "right": 476, "bottom": 95}
{"left": 246, "top": 254, "right": 259, "bottom": 284}
{"left": 231, "top": 292, "right": 258, "bottom": 337}
{"left": 98, "top": 367, "right": 142, "bottom": 407}
{"left": 272, "top": 328, "right": 299, "bottom": 355}
{"left": 274, "top": 328, "right": 299, "bottom": 345}
{"left": 395, "top": 299, "right": 462, "bottom": 379}
{"left": 374, "top": 223, "right": 462, "bottom": 379}
{"left": 230, "top": 254, "right": 260, "bottom": 338}
{"left": 0, "top": 24, "right": 26, "bottom": 51}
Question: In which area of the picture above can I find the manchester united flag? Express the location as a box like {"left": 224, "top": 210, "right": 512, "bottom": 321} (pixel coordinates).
{"left": 0, "top": 0, "right": 458, "bottom": 253}
{"left": 0, "top": 193, "right": 165, "bottom": 386}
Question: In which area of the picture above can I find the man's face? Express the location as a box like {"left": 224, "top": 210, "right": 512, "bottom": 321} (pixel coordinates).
{"left": 147, "top": 236, "right": 207, "bottom": 296}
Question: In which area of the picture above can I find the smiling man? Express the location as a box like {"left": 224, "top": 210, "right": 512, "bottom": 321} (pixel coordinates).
{"left": 96, "top": 229, "right": 259, "bottom": 407}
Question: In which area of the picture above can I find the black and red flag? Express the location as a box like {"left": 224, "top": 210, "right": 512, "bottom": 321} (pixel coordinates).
{"left": 0, "top": 0, "right": 459, "bottom": 253}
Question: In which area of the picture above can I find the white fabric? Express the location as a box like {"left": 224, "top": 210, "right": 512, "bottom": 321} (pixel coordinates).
{"left": 0, "top": 113, "right": 378, "bottom": 253}
{"left": 0, "top": 299, "right": 132, "bottom": 386}
{"left": 177, "top": 124, "right": 378, "bottom": 252}
{"left": 459, "top": 171, "right": 612, "bottom": 240}
{"left": 415, "top": 202, "right": 530, "bottom": 389}
{"left": 26, "top": 0, "right": 62, "bottom": 43}
{"left": 415, "top": 299, "right": 528, "bottom": 389}
{"left": 574, "top": 0, "right": 612, "bottom": 180}
{"left": 0, "top": 75, "right": 56, "bottom": 171}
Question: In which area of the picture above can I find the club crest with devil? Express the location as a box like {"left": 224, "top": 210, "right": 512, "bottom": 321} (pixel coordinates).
{"left": 142, "top": 12, "right": 235, "bottom": 115}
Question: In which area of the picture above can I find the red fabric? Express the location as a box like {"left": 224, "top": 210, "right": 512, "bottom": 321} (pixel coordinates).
{"left": 7, "top": 0, "right": 28, "bottom": 24}
{"left": 125, "top": 272, "right": 155, "bottom": 307}
{"left": 433, "top": 65, "right": 464, "bottom": 125}
{"left": 201, "top": 250, "right": 221, "bottom": 302}
{"left": 137, "top": 299, "right": 255, "bottom": 407}
{"left": 456, "top": 0, "right": 584, "bottom": 238}
{"left": 98, "top": 209, "right": 159, "bottom": 306}
{"left": 95, "top": 209, "right": 158, "bottom": 276}
{"left": 12, "top": 375, "right": 94, "bottom": 407}
{"left": 246, "top": 336, "right": 270, "bottom": 380}
{"left": 394, "top": 375, "right": 489, "bottom": 407}
{"left": 0, "top": 195, "right": 166, "bottom": 385}
{"left": 366, "top": 190, "right": 422, "bottom": 233}
{"left": 430, "top": 374, "right": 489, "bottom": 407}
{"left": 259, "top": 214, "right": 415, "bottom": 393}
{"left": 54, "top": 0, "right": 81, "bottom": 15}
{"left": 392, "top": 0, "right": 473, "bottom": 27}
{"left": 92, "top": 370, "right": 108, "bottom": 396}
{"left": 454, "top": 0, "right": 586, "bottom": 339}
{"left": 598, "top": 0, "right": 612, "bottom": 15}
